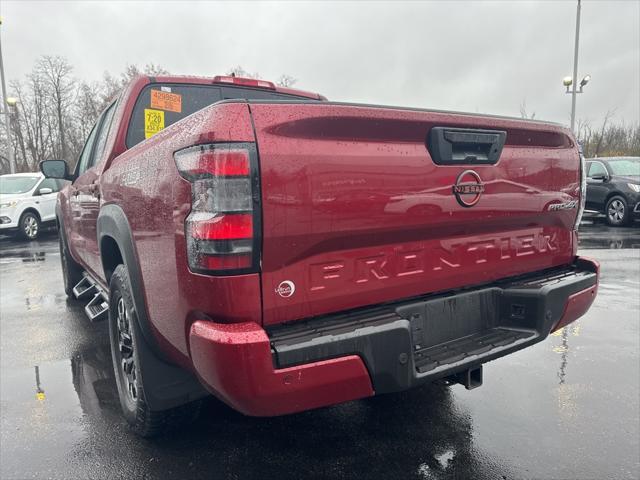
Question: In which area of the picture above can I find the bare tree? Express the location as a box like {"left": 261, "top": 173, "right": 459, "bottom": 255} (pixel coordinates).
{"left": 226, "top": 65, "right": 259, "bottom": 79}
{"left": 276, "top": 74, "right": 297, "bottom": 88}
{"left": 576, "top": 113, "right": 639, "bottom": 158}
{"left": 35, "top": 56, "right": 76, "bottom": 161}
{"left": 519, "top": 100, "right": 536, "bottom": 120}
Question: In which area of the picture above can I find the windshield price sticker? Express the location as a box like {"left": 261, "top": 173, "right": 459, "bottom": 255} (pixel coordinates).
{"left": 150, "top": 90, "right": 182, "bottom": 113}
{"left": 144, "top": 109, "right": 165, "bottom": 139}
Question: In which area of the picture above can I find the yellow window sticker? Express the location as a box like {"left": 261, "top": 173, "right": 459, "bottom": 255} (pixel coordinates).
{"left": 144, "top": 108, "right": 164, "bottom": 139}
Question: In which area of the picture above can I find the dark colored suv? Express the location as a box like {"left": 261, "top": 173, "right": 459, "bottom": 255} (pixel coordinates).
{"left": 586, "top": 157, "right": 640, "bottom": 226}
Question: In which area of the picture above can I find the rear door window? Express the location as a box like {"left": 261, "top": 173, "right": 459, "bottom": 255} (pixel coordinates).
{"left": 126, "top": 83, "right": 317, "bottom": 149}
{"left": 126, "top": 85, "right": 222, "bottom": 148}
{"left": 91, "top": 102, "right": 117, "bottom": 168}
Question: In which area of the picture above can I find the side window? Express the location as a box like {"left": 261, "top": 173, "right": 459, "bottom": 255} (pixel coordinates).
{"left": 38, "top": 178, "right": 60, "bottom": 193}
{"left": 588, "top": 162, "right": 607, "bottom": 178}
{"left": 76, "top": 122, "right": 100, "bottom": 176}
{"left": 91, "top": 103, "right": 117, "bottom": 168}
{"left": 126, "top": 85, "right": 222, "bottom": 148}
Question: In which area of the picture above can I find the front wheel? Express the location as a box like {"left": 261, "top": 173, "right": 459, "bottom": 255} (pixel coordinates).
{"left": 108, "top": 265, "right": 201, "bottom": 437}
{"left": 19, "top": 212, "right": 40, "bottom": 240}
{"left": 606, "top": 195, "right": 629, "bottom": 226}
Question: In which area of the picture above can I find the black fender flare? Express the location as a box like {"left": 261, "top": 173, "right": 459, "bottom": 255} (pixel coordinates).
{"left": 97, "top": 204, "right": 160, "bottom": 353}
{"left": 97, "top": 204, "right": 208, "bottom": 410}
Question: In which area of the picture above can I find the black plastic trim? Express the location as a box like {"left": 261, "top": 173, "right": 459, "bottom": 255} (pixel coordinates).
{"left": 97, "top": 204, "right": 208, "bottom": 411}
{"left": 427, "top": 127, "right": 507, "bottom": 165}
{"left": 268, "top": 260, "right": 598, "bottom": 394}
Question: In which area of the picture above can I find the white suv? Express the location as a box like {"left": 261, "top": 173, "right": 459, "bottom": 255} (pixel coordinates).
{"left": 0, "top": 173, "right": 65, "bottom": 240}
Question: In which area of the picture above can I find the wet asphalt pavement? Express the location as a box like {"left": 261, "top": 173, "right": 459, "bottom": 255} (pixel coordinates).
{"left": 0, "top": 222, "right": 639, "bottom": 480}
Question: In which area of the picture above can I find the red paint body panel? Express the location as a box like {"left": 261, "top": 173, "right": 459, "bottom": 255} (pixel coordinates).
{"left": 100, "top": 102, "right": 261, "bottom": 363}
{"left": 189, "top": 320, "right": 374, "bottom": 416}
{"left": 552, "top": 257, "right": 600, "bottom": 332}
{"left": 251, "top": 104, "right": 580, "bottom": 325}
{"left": 56, "top": 74, "right": 599, "bottom": 416}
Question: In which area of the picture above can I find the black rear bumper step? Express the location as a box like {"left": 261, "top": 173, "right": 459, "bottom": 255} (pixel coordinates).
{"left": 268, "top": 259, "right": 598, "bottom": 394}
{"left": 414, "top": 327, "right": 535, "bottom": 374}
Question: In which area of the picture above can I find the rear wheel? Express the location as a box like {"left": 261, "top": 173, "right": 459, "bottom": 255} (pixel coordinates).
{"left": 606, "top": 195, "right": 629, "bottom": 226}
{"left": 108, "top": 265, "right": 201, "bottom": 437}
{"left": 19, "top": 212, "right": 40, "bottom": 240}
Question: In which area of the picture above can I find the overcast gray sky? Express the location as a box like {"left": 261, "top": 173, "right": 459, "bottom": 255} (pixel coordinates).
{"left": 1, "top": 0, "right": 638, "bottom": 126}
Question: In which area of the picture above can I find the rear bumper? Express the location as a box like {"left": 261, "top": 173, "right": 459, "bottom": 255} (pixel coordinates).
{"left": 189, "top": 256, "right": 599, "bottom": 416}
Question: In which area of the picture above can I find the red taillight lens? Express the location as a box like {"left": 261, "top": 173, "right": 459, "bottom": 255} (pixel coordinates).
{"left": 175, "top": 144, "right": 259, "bottom": 274}
{"left": 175, "top": 147, "right": 250, "bottom": 179}
{"left": 189, "top": 213, "right": 253, "bottom": 240}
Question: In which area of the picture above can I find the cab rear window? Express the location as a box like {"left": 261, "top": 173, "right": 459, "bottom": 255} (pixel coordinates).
{"left": 126, "top": 83, "right": 315, "bottom": 148}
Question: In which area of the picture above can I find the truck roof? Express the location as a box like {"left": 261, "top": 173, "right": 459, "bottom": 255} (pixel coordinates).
{"left": 147, "top": 74, "right": 326, "bottom": 101}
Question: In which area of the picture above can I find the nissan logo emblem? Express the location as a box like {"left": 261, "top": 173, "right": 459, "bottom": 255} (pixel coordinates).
{"left": 452, "top": 170, "right": 485, "bottom": 208}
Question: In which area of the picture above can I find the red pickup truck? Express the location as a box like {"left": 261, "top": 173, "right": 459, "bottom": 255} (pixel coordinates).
{"left": 41, "top": 75, "right": 599, "bottom": 436}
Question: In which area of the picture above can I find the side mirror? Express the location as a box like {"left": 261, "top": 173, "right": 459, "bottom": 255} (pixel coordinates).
{"left": 590, "top": 174, "right": 608, "bottom": 182}
{"left": 38, "top": 187, "right": 54, "bottom": 195}
{"left": 40, "top": 160, "right": 70, "bottom": 180}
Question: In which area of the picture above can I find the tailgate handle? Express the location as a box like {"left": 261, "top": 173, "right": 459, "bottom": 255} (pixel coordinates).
{"left": 428, "top": 127, "right": 507, "bottom": 165}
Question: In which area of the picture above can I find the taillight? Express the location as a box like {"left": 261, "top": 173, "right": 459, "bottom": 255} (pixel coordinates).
{"left": 175, "top": 143, "right": 260, "bottom": 274}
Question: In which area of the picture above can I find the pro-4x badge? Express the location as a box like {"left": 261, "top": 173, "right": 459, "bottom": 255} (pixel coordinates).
{"left": 276, "top": 280, "right": 296, "bottom": 298}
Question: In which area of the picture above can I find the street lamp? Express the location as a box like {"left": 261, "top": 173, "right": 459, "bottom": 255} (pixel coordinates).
{"left": 564, "top": 0, "right": 589, "bottom": 134}
{"left": 0, "top": 16, "right": 17, "bottom": 174}
{"left": 563, "top": 74, "right": 591, "bottom": 94}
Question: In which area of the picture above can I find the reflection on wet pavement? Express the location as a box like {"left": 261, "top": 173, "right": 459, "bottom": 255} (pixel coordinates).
{"left": 578, "top": 219, "right": 640, "bottom": 249}
{"left": 0, "top": 226, "right": 638, "bottom": 479}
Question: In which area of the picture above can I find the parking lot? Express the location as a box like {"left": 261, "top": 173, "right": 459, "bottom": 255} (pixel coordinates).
{"left": 0, "top": 222, "right": 638, "bottom": 480}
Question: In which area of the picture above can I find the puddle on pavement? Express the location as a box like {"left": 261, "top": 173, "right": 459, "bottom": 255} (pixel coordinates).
{"left": 24, "top": 293, "right": 69, "bottom": 311}
{"left": 1, "top": 345, "right": 119, "bottom": 433}
{"left": 578, "top": 224, "right": 640, "bottom": 249}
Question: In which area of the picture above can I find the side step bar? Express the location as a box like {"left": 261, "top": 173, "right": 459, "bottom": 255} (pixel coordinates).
{"left": 73, "top": 274, "right": 109, "bottom": 322}
{"left": 72, "top": 275, "right": 96, "bottom": 299}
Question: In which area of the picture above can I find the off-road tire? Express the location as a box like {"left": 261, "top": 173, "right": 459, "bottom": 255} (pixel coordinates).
{"left": 108, "top": 264, "right": 201, "bottom": 437}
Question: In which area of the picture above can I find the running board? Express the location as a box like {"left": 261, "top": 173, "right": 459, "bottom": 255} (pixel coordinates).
{"left": 85, "top": 292, "right": 109, "bottom": 322}
{"left": 74, "top": 273, "right": 109, "bottom": 322}
{"left": 72, "top": 275, "right": 96, "bottom": 299}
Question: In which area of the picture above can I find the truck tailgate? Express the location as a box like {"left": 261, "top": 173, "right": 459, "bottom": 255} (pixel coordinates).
{"left": 250, "top": 103, "right": 580, "bottom": 326}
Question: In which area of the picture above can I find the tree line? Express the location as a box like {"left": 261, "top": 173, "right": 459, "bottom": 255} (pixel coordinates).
{"left": 0, "top": 56, "right": 298, "bottom": 174}
{"left": 520, "top": 101, "right": 639, "bottom": 158}
{"left": 1, "top": 56, "right": 638, "bottom": 175}
{"left": 575, "top": 111, "right": 640, "bottom": 159}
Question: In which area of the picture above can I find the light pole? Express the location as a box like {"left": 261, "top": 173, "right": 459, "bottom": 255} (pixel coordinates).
{"left": 563, "top": 0, "right": 590, "bottom": 134}
{"left": 0, "top": 16, "right": 17, "bottom": 174}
